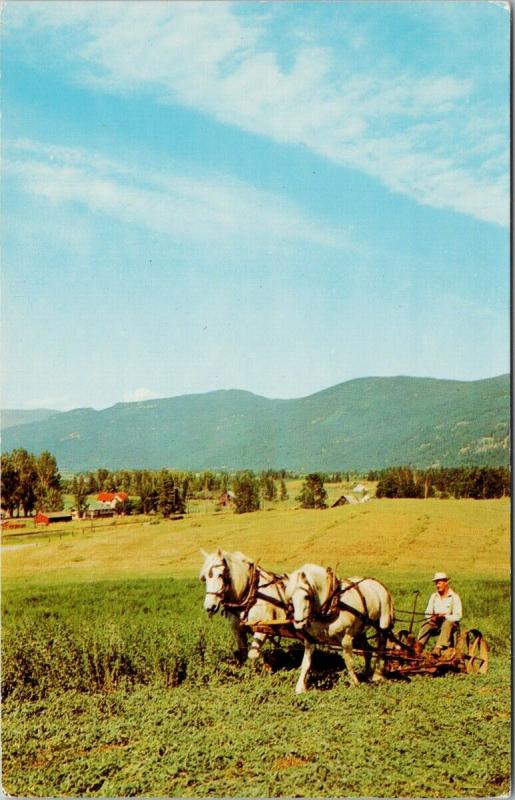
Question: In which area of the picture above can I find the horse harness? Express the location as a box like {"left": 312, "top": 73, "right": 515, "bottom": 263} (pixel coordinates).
{"left": 209, "top": 559, "right": 289, "bottom": 621}
{"left": 298, "top": 572, "right": 380, "bottom": 630}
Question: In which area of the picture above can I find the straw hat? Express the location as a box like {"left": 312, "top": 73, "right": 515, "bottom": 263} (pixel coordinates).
{"left": 433, "top": 572, "right": 449, "bottom": 582}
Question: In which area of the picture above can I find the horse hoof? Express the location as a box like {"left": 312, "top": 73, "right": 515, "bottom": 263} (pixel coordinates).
{"left": 295, "top": 686, "right": 307, "bottom": 694}
{"left": 371, "top": 674, "right": 385, "bottom": 684}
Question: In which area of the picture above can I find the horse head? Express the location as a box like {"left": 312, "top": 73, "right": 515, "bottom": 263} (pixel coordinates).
{"left": 199, "top": 549, "right": 255, "bottom": 616}
{"left": 199, "top": 549, "right": 230, "bottom": 616}
{"left": 285, "top": 568, "right": 315, "bottom": 629}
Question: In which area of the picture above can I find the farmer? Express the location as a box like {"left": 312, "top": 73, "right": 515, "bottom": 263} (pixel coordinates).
{"left": 416, "top": 572, "right": 462, "bottom": 656}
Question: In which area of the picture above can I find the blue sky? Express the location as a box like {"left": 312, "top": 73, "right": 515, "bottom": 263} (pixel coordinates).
{"left": 1, "top": 1, "right": 510, "bottom": 410}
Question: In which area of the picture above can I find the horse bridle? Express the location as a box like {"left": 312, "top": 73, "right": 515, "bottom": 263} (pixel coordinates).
{"left": 203, "top": 560, "right": 231, "bottom": 603}
{"left": 204, "top": 560, "right": 290, "bottom": 620}
{"left": 292, "top": 581, "right": 316, "bottom": 626}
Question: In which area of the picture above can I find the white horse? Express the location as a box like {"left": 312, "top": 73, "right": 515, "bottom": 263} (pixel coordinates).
{"left": 199, "top": 549, "right": 289, "bottom": 663}
{"left": 285, "top": 564, "right": 394, "bottom": 693}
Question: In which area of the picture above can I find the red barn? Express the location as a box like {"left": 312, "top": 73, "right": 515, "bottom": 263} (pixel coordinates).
{"left": 217, "top": 491, "right": 236, "bottom": 507}
{"left": 35, "top": 511, "right": 72, "bottom": 525}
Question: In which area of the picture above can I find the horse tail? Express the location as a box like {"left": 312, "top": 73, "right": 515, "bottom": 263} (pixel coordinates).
{"left": 379, "top": 587, "right": 395, "bottom": 631}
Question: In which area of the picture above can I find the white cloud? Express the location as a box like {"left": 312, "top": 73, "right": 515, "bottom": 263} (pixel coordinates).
{"left": 6, "top": 139, "right": 349, "bottom": 249}
{"left": 122, "top": 388, "right": 159, "bottom": 403}
{"left": 5, "top": 1, "right": 509, "bottom": 226}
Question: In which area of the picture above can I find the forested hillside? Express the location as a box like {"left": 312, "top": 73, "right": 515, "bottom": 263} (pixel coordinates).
{"left": 1, "top": 375, "right": 509, "bottom": 472}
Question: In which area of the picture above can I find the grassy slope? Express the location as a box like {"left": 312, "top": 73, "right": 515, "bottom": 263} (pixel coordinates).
{"left": 3, "top": 497, "right": 510, "bottom": 584}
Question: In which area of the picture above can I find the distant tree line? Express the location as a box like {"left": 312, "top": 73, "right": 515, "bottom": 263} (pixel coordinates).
{"left": 372, "top": 466, "right": 511, "bottom": 500}
{"left": 0, "top": 454, "right": 295, "bottom": 517}
{"left": 3, "top": 450, "right": 509, "bottom": 519}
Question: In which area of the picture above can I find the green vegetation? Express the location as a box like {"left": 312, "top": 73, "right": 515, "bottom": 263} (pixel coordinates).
{"left": 1, "top": 374, "right": 509, "bottom": 471}
{"left": 3, "top": 577, "right": 510, "bottom": 700}
{"left": 297, "top": 473, "right": 328, "bottom": 509}
{"left": 2, "top": 576, "right": 511, "bottom": 797}
{"left": 1, "top": 449, "right": 62, "bottom": 516}
{"left": 375, "top": 466, "right": 511, "bottom": 500}
{"left": 233, "top": 471, "right": 260, "bottom": 514}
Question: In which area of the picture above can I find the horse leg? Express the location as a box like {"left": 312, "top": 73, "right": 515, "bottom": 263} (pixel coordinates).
{"left": 295, "top": 642, "right": 314, "bottom": 694}
{"left": 342, "top": 632, "right": 360, "bottom": 687}
{"left": 228, "top": 613, "right": 248, "bottom": 662}
{"left": 371, "top": 630, "right": 386, "bottom": 683}
{"left": 355, "top": 632, "right": 372, "bottom": 680}
{"left": 247, "top": 632, "right": 268, "bottom": 662}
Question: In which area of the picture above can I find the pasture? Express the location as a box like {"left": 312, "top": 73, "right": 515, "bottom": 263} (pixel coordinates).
{"left": 2, "top": 497, "right": 511, "bottom": 797}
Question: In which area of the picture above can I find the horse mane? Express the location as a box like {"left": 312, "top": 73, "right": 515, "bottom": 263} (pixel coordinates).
{"left": 224, "top": 550, "right": 254, "bottom": 598}
{"left": 286, "top": 563, "right": 330, "bottom": 607}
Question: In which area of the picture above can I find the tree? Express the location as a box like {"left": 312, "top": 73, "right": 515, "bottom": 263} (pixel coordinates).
{"left": 143, "top": 482, "right": 159, "bottom": 514}
{"left": 219, "top": 472, "right": 229, "bottom": 493}
{"left": 96, "top": 468, "right": 110, "bottom": 491}
{"left": 180, "top": 475, "right": 190, "bottom": 509}
{"left": 279, "top": 479, "right": 288, "bottom": 501}
{"left": 376, "top": 467, "right": 424, "bottom": 499}
{"left": 119, "top": 470, "right": 132, "bottom": 493}
{"left": 297, "top": 473, "right": 327, "bottom": 509}
{"left": 2, "top": 449, "right": 63, "bottom": 516}
{"left": 233, "top": 472, "right": 260, "bottom": 514}
{"left": 46, "top": 487, "right": 65, "bottom": 511}
{"left": 35, "top": 451, "right": 63, "bottom": 511}
{"left": 203, "top": 472, "right": 217, "bottom": 492}
{"left": 11, "top": 449, "right": 38, "bottom": 516}
{"left": 86, "top": 473, "right": 98, "bottom": 494}
{"left": 116, "top": 497, "right": 133, "bottom": 516}
{"left": 260, "top": 472, "right": 277, "bottom": 502}
{"left": 1, "top": 455, "right": 18, "bottom": 517}
{"left": 158, "top": 471, "right": 177, "bottom": 517}
{"left": 73, "top": 475, "right": 89, "bottom": 518}
{"left": 158, "top": 471, "right": 185, "bottom": 517}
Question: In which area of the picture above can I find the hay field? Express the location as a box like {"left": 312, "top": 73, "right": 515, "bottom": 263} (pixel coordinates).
{"left": 2, "top": 497, "right": 510, "bottom": 586}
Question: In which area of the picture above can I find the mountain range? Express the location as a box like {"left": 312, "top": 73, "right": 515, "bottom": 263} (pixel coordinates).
{"left": 1, "top": 408, "right": 61, "bottom": 430}
{"left": 1, "top": 375, "right": 510, "bottom": 472}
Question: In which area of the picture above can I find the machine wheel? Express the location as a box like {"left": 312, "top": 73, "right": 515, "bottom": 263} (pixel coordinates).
{"left": 465, "top": 629, "right": 489, "bottom": 674}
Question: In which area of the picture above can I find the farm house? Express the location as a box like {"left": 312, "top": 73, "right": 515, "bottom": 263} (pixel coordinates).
{"left": 85, "top": 502, "right": 116, "bottom": 520}
{"left": 218, "top": 491, "right": 236, "bottom": 507}
{"left": 331, "top": 494, "right": 359, "bottom": 507}
{"left": 96, "top": 492, "right": 129, "bottom": 508}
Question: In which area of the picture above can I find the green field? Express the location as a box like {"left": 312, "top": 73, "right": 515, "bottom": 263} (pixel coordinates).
{"left": 2, "top": 497, "right": 511, "bottom": 797}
